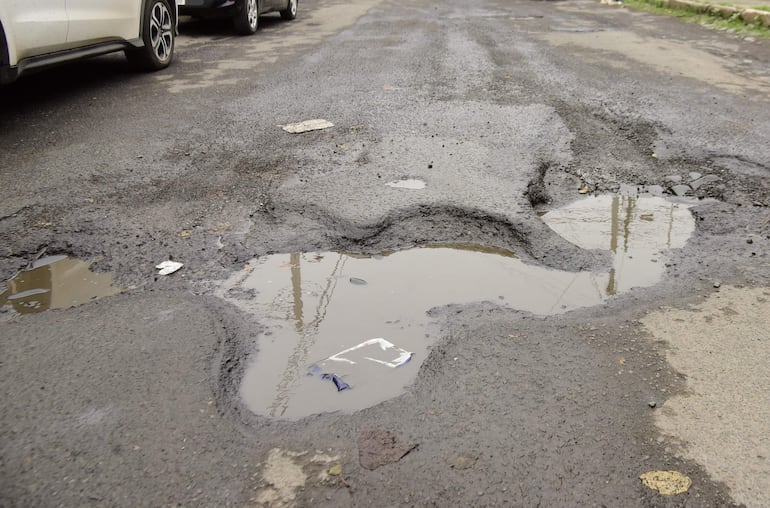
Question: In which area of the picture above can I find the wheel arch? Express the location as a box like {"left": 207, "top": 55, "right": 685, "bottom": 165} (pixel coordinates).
{"left": 0, "top": 20, "right": 8, "bottom": 67}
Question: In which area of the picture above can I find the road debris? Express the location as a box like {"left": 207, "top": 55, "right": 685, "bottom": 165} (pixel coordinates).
{"left": 325, "top": 338, "right": 413, "bottom": 369}
{"left": 358, "top": 429, "right": 418, "bottom": 470}
{"left": 156, "top": 260, "right": 184, "bottom": 276}
{"left": 321, "top": 373, "right": 352, "bottom": 392}
{"left": 639, "top": 470, "right": 692, "bottom": 495}
{"left": 279, "top": 119, "right": 334, "bottom": 134}
{"left": 349, "top": 277, "right": 368, "bottom": 285}
{"left": 670, "top": 184, "right": 691, "bottom": 197}
{"left": 328, "top": 464, "right": 350, "bottom": 488}
{"left": 578, "top": 185, "right": 590, "bottom": 194}
{"left": 689, "top": 175, "right": 720, "bottom": 190}
{"left": 449, "top": 455, "right": 478, "bottom": 470}
{"left": 385, "top": 179, "right": 427, "bottom": 190}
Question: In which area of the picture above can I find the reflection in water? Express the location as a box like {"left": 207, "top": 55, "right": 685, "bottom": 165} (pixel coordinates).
{"left": 266, "top": 253, "right": 347, "bottom": 418}
{"left": 542, "top": 195, "right": 694, "bottom": 297}
{"left": 222, "top": 196, "right": 695, "bottom": 420}
{"left": 0, "top": 256, "right": 121, "bottom": 315}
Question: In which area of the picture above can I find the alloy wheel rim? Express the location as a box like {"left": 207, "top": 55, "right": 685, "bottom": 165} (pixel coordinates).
{"left": 248, "top": 0, "right": 258, "bottom": 29}
{"left": 149, "top": 2, "right": 173, "bottom": 63}
{"left": 291, "top": 0, "right": 297, "bottom": 16}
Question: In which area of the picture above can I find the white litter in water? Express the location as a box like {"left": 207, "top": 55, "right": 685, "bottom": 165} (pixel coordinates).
{"left": 156, "top": 260, "right": 184, "bottom": 276}
{"left": 385, "top": 179, "right": 427, "bottom": 190}
{"left": 325, "top": 338, "right": 413, "bottom": 369}
{"left": 279, "top": 119, "right": 334, "bottom": 134}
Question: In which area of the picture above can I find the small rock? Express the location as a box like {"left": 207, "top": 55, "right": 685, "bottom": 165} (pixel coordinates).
{"left": 449, "top": 455, "right": 478, "bottom": 470}
{"left": 670, "top": 184, "right": 691, "bottom": 197}
{"left": 747, "top": 238, "right": 753, "bottom": 244}
{"left": 648, "top": 401, "right": 657, "bottom": 408}
{"left": 645, "top": 185, "right": 665, "bottom": 196}
{"left": 688, "top": 171, "right": 702, "bottom": 181}
{"left": 690, "top": 175, "right": 721, "bottom": 190}
{"left": 713, "top": 282, "right": 721, "bottom": 288}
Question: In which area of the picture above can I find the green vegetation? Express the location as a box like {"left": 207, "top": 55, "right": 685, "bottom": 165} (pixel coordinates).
{"left": 623, "top": 0, "right": 770, "bottom": 38}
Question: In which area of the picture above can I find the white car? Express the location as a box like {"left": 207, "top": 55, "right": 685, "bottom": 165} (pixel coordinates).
{"left": 0, "top": 1, "right": 179, "bottom": 84}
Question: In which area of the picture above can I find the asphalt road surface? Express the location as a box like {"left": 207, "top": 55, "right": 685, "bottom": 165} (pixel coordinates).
{"left": 1, "top": 0, "right": 769, "bottom": 506}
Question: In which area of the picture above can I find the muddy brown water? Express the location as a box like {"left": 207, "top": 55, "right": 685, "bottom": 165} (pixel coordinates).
{"left": 219, "top": 195, "right": 695, "bottom": 420}
{"left": 0, "top": 256, "right": 121, "bottom": 315}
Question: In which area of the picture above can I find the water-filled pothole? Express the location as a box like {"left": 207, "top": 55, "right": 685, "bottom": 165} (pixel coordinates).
{"left": 0, "top": 256, "right": 121, "bottom": 315}
{"left": 219, "top": 196, "right": 694, "bottom": 420}
{"left": 542, "top": 195, "right": 695, "bottom": 295}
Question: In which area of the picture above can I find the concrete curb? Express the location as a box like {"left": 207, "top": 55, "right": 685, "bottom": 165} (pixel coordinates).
{"left": 650, "top": 0, "right": 770, "bottom": 27}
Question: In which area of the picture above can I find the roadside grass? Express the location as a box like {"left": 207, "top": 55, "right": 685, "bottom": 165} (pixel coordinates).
{"left": 623, "top": 0, "right": 770, "bottom": 38}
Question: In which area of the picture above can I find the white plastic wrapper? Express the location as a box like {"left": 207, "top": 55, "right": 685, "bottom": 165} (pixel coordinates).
{"left": 279, "top": 119, "right": 334, "bottom": 133}
{"left": 155, "top": 260, "right": 184, "bottom": 276}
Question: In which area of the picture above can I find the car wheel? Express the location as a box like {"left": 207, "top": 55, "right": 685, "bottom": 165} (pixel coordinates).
{"left": 280, "top": 0, "right": 298, "bottom": 20}
{"left": 234, "top": 0, "right": 259, "bottom": 35}
{"left": 125, "top": 0, "right": 175, "bottom": 70}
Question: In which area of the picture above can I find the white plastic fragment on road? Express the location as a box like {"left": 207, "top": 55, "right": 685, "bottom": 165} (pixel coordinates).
{"left": 326, "top": 338, "right": 413, "bottom": 368}
{"left": 279, "top": 119, "right": 334, "bottom": 134}
{"left": 155, "top": 260, "right": 184, "bottom": 276}
{"left": 385, "top": 179, "right": 427, "bottom": 190}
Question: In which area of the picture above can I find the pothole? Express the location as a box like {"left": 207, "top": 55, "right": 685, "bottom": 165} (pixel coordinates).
{"left": 218, "top": 196, "right": 694, "bottom": 420}
{"left": 0, "top": 255, "right": 121, "bottom": 315}
{"left": 542, "top": 195, "right": 695, "bottom": 295}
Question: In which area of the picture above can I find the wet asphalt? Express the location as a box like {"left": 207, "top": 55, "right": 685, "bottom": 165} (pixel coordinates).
{"left": 1, "top": 0, "right": 769, "bottom": 506}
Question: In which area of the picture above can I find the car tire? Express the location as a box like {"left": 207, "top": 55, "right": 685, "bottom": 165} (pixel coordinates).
{"left": 234, "top": 0, "right": 259, "bottom": 35}
{"left": 125, "top": 0, "right": 175, "bottom": 71}
{"left": 280, "top": 0, "right": 298, "bottom": 20}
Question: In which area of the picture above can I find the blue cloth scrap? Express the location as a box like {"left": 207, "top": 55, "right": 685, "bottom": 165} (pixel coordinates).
{"left": 321, "top": 373, "right": 351, "bottom": 391}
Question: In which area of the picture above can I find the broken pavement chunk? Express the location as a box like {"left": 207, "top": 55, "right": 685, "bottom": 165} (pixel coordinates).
{"left": 279, "top": 119, "right": 334, "bottom": 134}
{"left": 358, "top": 429, "right": 418, "bottom": 470}
{"left": 689, "top": 175, "right": 721, "bottom": 190}
{"left": 639, "top": 470, "right": 692, "bottom": 495}
{"left": 669, "top": 184, "right": 691, "bottom": 197}
{"left": 156, "top": 260, "right": 184, "bottom": 276}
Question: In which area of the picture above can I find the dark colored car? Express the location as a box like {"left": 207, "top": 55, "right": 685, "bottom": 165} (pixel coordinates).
{"left": 179, "top": 0, "right": 297, "bottom": 35}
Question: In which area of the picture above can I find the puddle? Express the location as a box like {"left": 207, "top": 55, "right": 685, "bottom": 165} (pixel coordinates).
{"left": 385, "top": 179, "right": 427, "bottom": 190}
{"left": 541, "top": 195, "right": 695, "bottom": 296}
{"left": 220, "top": 196, "right": 693, "bottom": 420}
{"left": 0, "top": 256, "right": 121, "bottom": 315}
